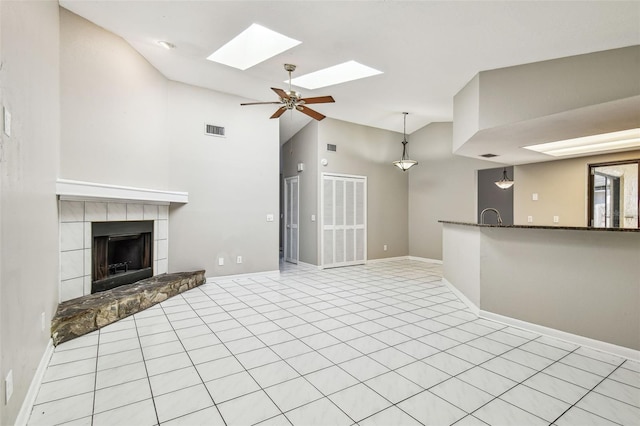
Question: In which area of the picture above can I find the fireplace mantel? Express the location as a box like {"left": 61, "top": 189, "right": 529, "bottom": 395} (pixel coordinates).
{"left": 56, "top": 179, "right": 188, "bottom": 204}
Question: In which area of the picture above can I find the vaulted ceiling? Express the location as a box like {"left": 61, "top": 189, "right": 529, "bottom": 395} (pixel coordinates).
{"left": 60, "top": 1, "right": 640, "bottom": 151}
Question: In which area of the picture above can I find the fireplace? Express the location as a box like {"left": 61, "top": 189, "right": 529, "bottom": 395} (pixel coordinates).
{"left": 92, "top": 221, "right": 154, "bottom": 293}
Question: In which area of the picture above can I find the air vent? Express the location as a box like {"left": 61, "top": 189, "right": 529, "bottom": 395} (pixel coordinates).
{"left": 205, "top": 124, "right": 225, "bottom": 137}
{"left": 327, "top": 144, "right": 337, "bottom": 152}
{"left": 480, "top": 153, "right": 498, "bottom": 158}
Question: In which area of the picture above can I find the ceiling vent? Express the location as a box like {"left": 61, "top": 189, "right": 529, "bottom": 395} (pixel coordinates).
{"left": 327, "top": 144, "right": 337, "bottom": 152}
{"left": 480, "top": 153, "right": 498, "bottom": 158}
{"left": 205, "top": 124, "right": 225, "bottom": 137}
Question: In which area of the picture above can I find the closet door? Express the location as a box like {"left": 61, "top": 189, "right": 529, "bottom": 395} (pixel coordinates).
{"left": 321, "top": 173, "right": 366, "bottom": 268}
{"left": 284, "top": 176, "right": 299, "bottom": 264}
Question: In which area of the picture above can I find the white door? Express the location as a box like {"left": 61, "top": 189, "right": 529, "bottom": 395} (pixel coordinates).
{"left": 321, "top": 173, "right": 367, "bottom": 268}
{"left": 284, "top": 176, "right": 299, "bottom": 264}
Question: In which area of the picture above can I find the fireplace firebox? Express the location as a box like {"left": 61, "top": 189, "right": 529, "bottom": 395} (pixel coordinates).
{"left": 92, "top": 221, "right": 153, "bottom": 293}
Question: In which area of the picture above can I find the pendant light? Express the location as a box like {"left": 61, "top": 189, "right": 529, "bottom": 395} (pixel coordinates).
{"left": 495, "top": 167, "right": 514, "bottom": 189}
{"left": 392, "top": 112, "right": 418, "bottom": 171}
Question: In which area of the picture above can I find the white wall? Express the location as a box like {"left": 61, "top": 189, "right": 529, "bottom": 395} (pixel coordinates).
{"left": 0, "top": 2, "right": 60, "bottom": 424}
{"left": 60, "top": 10, "right": 280, "bottom": 277}
{"left": 408, "top": 123, "right": 497, "bottom": 260}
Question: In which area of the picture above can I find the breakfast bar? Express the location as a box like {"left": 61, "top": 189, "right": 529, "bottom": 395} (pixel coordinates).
{"left": 440, "top": 221, "right": 640, "bottom": 356}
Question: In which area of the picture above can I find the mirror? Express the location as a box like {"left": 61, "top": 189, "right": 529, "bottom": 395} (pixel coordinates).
{"left": 588, "top": 160, "right": 639, "bottom": 228}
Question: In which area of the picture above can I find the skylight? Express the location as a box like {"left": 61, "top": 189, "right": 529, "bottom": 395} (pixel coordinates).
{"left": 289, "top": 61, "right": 383, "bottom": 90}
{"left": 523, "top": 128, "right": 640, "bottom": 157}
{"left": 206, "top": 24, "right": 301, "bottom": 71}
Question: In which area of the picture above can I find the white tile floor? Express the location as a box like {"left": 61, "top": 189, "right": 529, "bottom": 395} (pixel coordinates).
{"left": 28, "top": 260, "right": 640, "bottom": 425}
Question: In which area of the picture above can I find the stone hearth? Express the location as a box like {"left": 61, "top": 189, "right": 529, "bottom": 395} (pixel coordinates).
{"left": 51, "top": 270, "right": 205, "bottom": 346}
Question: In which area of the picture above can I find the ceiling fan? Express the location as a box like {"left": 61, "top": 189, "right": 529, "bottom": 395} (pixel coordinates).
{"left": 241, "top": 64, "right": 335, "bottom": 121}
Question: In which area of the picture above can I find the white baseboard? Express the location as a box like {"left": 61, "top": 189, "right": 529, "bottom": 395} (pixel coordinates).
{"left": 366, "top": 256, "right": 409, "bottom": 264}
{"left": 206, "top": 269, "right": 280, "bottom": 283}
{"left": 296, "top": 261, "right": 322, "bottom": 270}
{"left": 15, "top": 339, "right": 54, "bottom": 426}
{"left": 442, "top": 278, "right": 480, "bottom": 316}
{"left": 408, "top": 256, "right": 443, "bottom": 265}
{"left": 480, "top": 310, "right": 640, "bottom": 362}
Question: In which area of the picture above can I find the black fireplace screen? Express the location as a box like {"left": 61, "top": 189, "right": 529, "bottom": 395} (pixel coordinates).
{"left": 92, "top": 221, "right": 153, "bottom": 293}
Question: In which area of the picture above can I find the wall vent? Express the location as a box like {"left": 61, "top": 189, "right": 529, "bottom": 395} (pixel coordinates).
{"left": 480, "top": 153, "right": 498, "bottom": 158}
{"left": 205, "top": 124, "right": 225, "bottom": 137}
{"left": 327, "top": 144, "right": 337, "bottom": 152}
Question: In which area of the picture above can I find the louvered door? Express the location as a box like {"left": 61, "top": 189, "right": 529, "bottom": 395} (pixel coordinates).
{"left": 322, "top": 174, "right": 366, "bottom": 268}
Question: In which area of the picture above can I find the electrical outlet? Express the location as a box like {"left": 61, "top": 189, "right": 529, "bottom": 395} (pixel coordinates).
{"left": 41, "top": 312, "right": 46, "bottom": 332}
{"left": 553, "top": 216, "right": 559, "bottom": 223}
{"left": 383, "top": 245, "right": 388, "bottom": 251}
{"left": 5, "top": 370, "right": 13, "bottom": 403}
{"left": 527, "top": 216, "right": 533, "bottom": 223}
{"left": 266, "top": 214, "right": 274, "bottom": 222}
{"left": 218, "top": 257, "right": 224, "bottom": 266}
{"left": 236, "top": 256, "right": 242, "bottom": 264}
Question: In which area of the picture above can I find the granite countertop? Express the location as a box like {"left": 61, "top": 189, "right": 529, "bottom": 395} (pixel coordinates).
{"left": 438, "top": 220, "right": 640, "bottom": 233}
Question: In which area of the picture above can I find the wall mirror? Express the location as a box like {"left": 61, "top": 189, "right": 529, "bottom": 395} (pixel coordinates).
{"left": 588, "top": 159, "right": 639, "bottom": 228}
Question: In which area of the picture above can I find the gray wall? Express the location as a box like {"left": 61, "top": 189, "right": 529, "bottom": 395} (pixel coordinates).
{"left": 167, "top": 82, "right": 280, "bottom": 275}
{"left": 514, "top": 150, "right": 640, "bottom": 226}
{"left": 408, "top": 123, "right": 497, "bottom": 260}
{"left": 282, "top": 121, "right": 319, "bottom": 265}
{"left": 0, "top": 2, "right": 60, "bottom": 424}
{"left": 60, "top": 10, "right": 280, "bottom": 277}
{"left": 477, "top": 166, "right": 514, "bottom": 225}
{"left": 481, "top": 228, "right": 640, "bottom": 350}
{"left": 319, "top": 118, "right": 409, "bottom": 261}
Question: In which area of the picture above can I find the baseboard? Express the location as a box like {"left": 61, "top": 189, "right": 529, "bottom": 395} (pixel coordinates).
{"left": 408, "top": 256, "right": 443, "bottom": 265}
{"left": 206, "top": 269, "right": 280, "bottom": 283}
{"left": 15, "top": 339, "right": 54, "bottom": 426}
{"left": 480, "top": 310, "right": 640, "bottom": 362}
{"left": 296, "top": 261, "right": 322, "bottom": 270}
{"left": 366, "top": 256, "right": 409, "bottom": 264}
{"left": 442, "top": 278, "right": 480, "bottom": 316}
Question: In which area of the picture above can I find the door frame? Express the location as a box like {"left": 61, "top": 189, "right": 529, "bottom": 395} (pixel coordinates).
{"left": 284, "top": 176, "right": 299, "bottom": 264}
{"left": 320, "top": 172, "right": 367, "bottom": 269}
{"left": 588, "top": 159, "right": 639, "bottom": 228}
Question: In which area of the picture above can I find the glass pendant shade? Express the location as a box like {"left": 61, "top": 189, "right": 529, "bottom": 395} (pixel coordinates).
{"left": 495, "top": 167, "right": 514, "bottom": 189}
{"left": 393, "top": 112, "right": 417, "bottom": 171}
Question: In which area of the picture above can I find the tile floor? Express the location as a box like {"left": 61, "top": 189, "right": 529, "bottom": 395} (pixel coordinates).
{"left": 28, "top": 260, "right": 640, "bottom": 425}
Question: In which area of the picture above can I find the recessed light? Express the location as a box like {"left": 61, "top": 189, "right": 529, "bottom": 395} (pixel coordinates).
{"left": 157, "top": 41, "right": 175, "bottom": 50}
{"left": 523, "top": 128, "right": 640, "bottom": 157}
{"left": 206, "top": 23, "right": 301, "bottom": 70}
{"left": 289, "top": 60, "right": 383, "bottom": 90}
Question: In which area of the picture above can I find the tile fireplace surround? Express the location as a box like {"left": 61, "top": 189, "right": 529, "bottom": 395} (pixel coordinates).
{"left": 57, "top": 179, "right": 189, "bottom": 303}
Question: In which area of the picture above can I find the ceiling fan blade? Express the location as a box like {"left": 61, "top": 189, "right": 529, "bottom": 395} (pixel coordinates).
{"left": 299, "top": 95, "right": 335, "bottom": 105}
{"left": 271, "top": 87, "right": 290, "bottom": 100}
{"left": 270, "top": 107, "right": 287, "bottom": 119}
{"left": 297, "top": 105, "right": 326, "bottom": 121}
{"left": 240, "top": 101, "right": 283, "bottom": 106}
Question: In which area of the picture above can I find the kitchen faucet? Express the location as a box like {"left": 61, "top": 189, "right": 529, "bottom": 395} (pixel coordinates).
{"left": 480, "top": 208, "right": 503, "bottom": 225}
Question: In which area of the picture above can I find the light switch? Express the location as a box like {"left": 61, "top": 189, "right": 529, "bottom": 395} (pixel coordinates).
{"left": 218, "top": 257, "right": 224, "bottom": 266}
{"left": 311, "top": 214, "right": 316, "bottom": 222}
{"left": 4, "top": 107, "right": 11, "bottom": 137}
{"left": 532, "top": 193, "right": 538, "bottom": 201}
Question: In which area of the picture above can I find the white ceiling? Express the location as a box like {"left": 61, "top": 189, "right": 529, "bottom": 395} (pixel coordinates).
{"left": 60, "top": 1, "right": 640, "bottom": 156}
